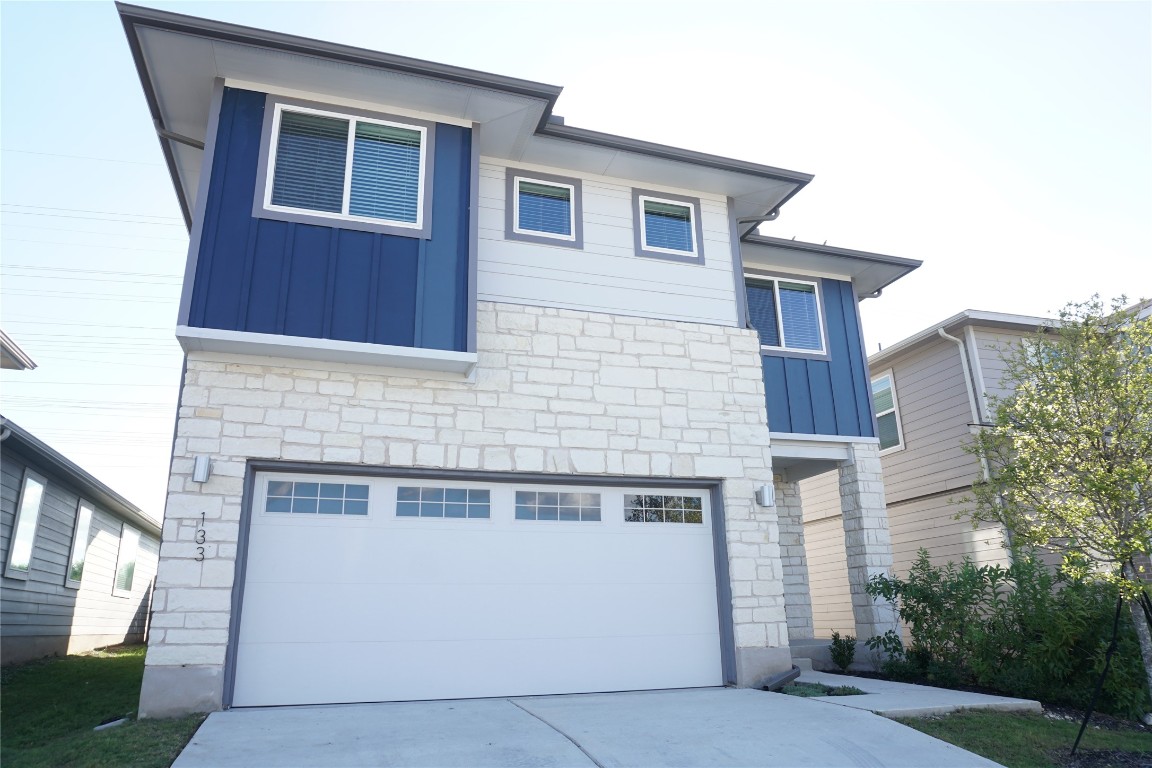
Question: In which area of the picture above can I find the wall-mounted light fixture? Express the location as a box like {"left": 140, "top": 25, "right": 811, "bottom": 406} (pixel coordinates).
{"left": 192, "top": 456, "right": 213, "bottom": 484}
{"left": 755, "top": 484, "right": 775, "bottom": 507}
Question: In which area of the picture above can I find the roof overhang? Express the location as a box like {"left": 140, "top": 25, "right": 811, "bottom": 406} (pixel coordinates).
{"left": 117, "top": 3, "right": 813, "bottom": 230}
{"left": 740, "top": 234, "right": 922, "bottom": 298}
{"left": 0, "top": 329, "right": 37, "bottom": 370}
{"left": 869, "top": 309, "right": 1055, "bottom": 369}
{"left": 0, "top": 416, "right": 161, "bottom": 535}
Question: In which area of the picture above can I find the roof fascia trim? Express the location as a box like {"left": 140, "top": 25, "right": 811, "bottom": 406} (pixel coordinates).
{"left": 0, "top": 416, "right": 160, "bottom": 535}
{"left": 742, "top": 233, "right": 923, "bottom": 269}
{"left": 869, "top": 310, "right": 1056, "bottom": 368}
{"left": 538, "top": 123, "right": 815, "bottom": 186}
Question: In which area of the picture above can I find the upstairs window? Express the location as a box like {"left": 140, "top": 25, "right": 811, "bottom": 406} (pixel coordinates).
{"left": 505, "top": 169, "right": 582, "bottom": 248}
{"left": 260, "top": 102, "right": 430, "bottom": 235}
{"left": 871, "top": 371, "right": 905, "bottom": 452}
{"left": 746, "top": 276, "right": 825, "bottom": 354}
{"left": 633, "top": 190, "right": 703, "bottom": 261}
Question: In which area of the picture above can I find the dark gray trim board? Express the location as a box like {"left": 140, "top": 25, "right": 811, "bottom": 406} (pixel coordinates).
{"left": 504, "top": 168, "right": 584, "bottom": 250}
{"left": 467, "top": 123, "right": 480, "bottom": 354}
{"left": 727, "top": 196, "right": 750, "bottom": 330}
{"left": 631, "top": 188, "right": 707, "bottom": 264}
{"left": 178, "top": 78, "right": 225, "bottom": 327}
{"left": 221, "top": 459, "right": 737, "bottom": 707}
{"left": 709, "top": 484, "right": 738, "bottom": 685}
{"left": 252, "top": 94, "right": 437, "bottom": 239}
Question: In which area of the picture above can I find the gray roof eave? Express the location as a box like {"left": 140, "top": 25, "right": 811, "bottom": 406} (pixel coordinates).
{"left": 0, "top": 416, "right": 161, "bottom": 537}
{"left": 869, "top": 309, "right": 1056, "bottom": 368}
{"left": 116, "top": 3, "right": 816, "bottom": 225}
{"left": 743, "top": 233, "right": 923, "bottom": 270}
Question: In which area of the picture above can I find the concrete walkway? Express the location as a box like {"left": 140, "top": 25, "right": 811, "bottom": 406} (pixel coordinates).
{"left": 797, "top": 670, "right": 1043, "bottom": 719}
{"left": 173, "top": 687, "right": 1003, "bottom": 768}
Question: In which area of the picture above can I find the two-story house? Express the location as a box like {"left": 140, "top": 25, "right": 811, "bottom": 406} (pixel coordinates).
{"left": 796, "top": 310, "right": 1052, "bottom": 646}
{"left": 118, "top": 3, "right": 920, "bottom": 716}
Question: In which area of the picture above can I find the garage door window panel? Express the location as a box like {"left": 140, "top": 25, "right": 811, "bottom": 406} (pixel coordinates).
{"left": 396, "top": 487, "right": 491, "bottom": 519}
{"left": 515, "top": 491, "right": 601, "bottom": 521}
{"left": 266, "top": 480, "right": 369, "bottom": 516}
{"left": 624, "top": 494, "right": 704, "bottom": 524}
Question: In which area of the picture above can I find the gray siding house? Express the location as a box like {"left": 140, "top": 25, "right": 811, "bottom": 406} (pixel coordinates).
{"left": 1, "top": 417, "right": 161, "bottom": 664}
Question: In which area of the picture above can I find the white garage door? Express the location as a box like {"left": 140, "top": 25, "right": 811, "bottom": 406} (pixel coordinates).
{"left": 231, "top": 473, "right": 724, "bottom": 707}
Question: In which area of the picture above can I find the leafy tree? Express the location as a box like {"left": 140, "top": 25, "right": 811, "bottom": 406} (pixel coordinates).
{"left": 964, "top": 296, "right": 1152, "bottom": 712}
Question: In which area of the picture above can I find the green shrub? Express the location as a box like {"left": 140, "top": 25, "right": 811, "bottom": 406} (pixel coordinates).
{"left": 865, "top": 548, "right": 1149, "bottom": 718}
{"left": 829, "top": 631, "right": 856, "bottom": 672}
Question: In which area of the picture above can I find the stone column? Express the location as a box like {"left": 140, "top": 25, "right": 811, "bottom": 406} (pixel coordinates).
{"left": 775, "top": 478, "right": 814, "bottom": 641}
{"left": 838, "top": 442, "right": 899, "bottom": 642}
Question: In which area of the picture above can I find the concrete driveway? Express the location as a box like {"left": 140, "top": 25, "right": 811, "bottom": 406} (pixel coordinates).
{"left": 172, "top": 688, "right": 1000, "bottom": 768}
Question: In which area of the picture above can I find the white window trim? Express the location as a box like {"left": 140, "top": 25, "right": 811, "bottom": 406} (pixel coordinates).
{"left": 512, "top": 175, "right": 577, "bottom": 242}
{"left": 65, "top": 499, "right": 95, "bottom": 589}
{"left": 638, "top": 194, "right": 698, "bottom": 257}
{"left": 5, "top": 469, "right": 47, "bottom": 580}
{"left": 745, "top": 274, "right": 828, "bottom": 356}
{"left": 261, "top": 102, "right": 428, "bottom": 231}
{"left": 112, "top": 523, "right": 140, "bottom": 598}
{"left": 872, "top": 369, "right": 906, "bottom": 454}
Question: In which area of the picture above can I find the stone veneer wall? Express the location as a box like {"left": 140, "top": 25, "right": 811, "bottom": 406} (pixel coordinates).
{"left": 140, "top": 301, "right": 790, "bottom": 716}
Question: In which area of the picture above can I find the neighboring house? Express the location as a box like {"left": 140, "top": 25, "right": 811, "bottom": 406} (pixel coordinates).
{"left": 117, "top": 3, "right": 920, "bottom": 716}
{"left": 0, "top": 329, "right": 37, "bottom": 371}
{"left": 1, "top": 416, "right": 161, "bottom": 664}
{"left": 797, "top": 310, "right": 1053, "bottom": 643}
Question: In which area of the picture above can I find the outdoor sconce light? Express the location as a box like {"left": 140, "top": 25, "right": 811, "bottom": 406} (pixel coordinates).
{"left": 192, "top": 456, "right": 213, "bottom": 484}
{"left": 755, "top": 484, "right": 776, "bottom": 507}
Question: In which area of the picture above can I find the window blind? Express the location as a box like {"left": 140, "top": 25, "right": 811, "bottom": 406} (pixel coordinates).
{"left": 518, "top": 181, "right": 572, "bottom": 236}
{"left": 349, "top": 123, "right": 422, "bottom": 223}
{"left": 778, "top": 282, "right": 821, "bottom": 350}
{"left": 643, "top": 200, "right": 693, "bottom": 252}
{"left": 270, "top": 111, "right": 349, "bottom": 213}
{"left": 746, "top": 283, "right": 782, "bottom": 347}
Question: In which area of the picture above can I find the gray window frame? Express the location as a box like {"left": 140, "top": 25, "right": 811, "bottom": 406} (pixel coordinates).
{"left": 252, "top": 94, "right": 437, "bottom": 239}
{"left": 504, "top": 168, "right": 583, "bottom": 249}
{"left": 632, "top": 188, "right": 706, "bottom": 263}
{"left": 871, "top": 369, "right": 906, "bottom": 454}
{"left": 4, "top": 468, "right": 47, "bottom": 580}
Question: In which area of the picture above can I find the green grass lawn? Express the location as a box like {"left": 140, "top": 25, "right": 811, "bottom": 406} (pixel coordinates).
{"left": 899, "top": 709, "right": 1152, "bottom": 768}
{"left": 0, "top": 645, "right": 205, "bottom": 768}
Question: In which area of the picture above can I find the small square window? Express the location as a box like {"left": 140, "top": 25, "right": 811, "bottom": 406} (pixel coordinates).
{"left": 505, "top": 169, "right": 583, "bottom": 249}
{"left": 633, "top": 190, "right": 704, "bottom": 262}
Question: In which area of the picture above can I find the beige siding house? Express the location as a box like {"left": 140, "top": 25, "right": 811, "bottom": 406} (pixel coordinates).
{"left": 788, "top": 311, "right": 1051, "bottom": 656}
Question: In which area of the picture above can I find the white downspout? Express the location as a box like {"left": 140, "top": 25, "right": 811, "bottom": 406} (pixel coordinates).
{"left": 938, "top": 326, "right": 1010, "bottom": 553}
{"left": 963, "top": 325, "right": 990, "bottom": 423}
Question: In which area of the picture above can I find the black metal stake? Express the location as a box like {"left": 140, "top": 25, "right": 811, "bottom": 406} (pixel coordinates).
{"left": 1071, "top": 596, "right": 1125, "bottom": 756}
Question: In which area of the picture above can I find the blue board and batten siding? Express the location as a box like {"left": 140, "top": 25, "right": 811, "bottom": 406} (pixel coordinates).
{"left": 187, "top": 88, "right": 472, "bottom": 353}
{"left": 761, "top": 279, "right": 875, "bottom": 438}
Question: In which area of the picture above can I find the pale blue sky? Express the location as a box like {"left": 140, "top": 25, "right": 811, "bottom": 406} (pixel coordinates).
{"left": 1, "top": 0, "right": 1149, "bottom": 517}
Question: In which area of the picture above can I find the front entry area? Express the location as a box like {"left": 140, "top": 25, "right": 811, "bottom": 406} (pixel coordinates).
{"left": 230, "top": 472, "right": 725, "bottom": 707}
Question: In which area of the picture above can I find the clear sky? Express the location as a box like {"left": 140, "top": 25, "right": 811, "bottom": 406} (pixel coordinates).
{"left": 1, "top": 0, "right": 1149, "bottom": 519}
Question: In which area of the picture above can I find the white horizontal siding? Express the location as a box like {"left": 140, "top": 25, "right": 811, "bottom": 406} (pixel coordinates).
{"left": 476, "top": 160, "right": 739, "bottom": 326}
{"left": 972, "top": 326, "right": 1031, "bottom": 404}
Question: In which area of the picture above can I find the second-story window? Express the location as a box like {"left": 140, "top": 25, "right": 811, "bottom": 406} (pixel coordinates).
{"left": 871, "top": 371, "right": 904, "bottom": 452}
{"left": 505, "top": 169, "right": 583, "bottom": 248}
{"left": 746, "top": 276, "right": 826, "bottom": 354}
{"left": 263, "top": 103, "right": 428, "bottom": 231}
{"left": 632, "top": 189, "right": 703, "bottom": 261}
